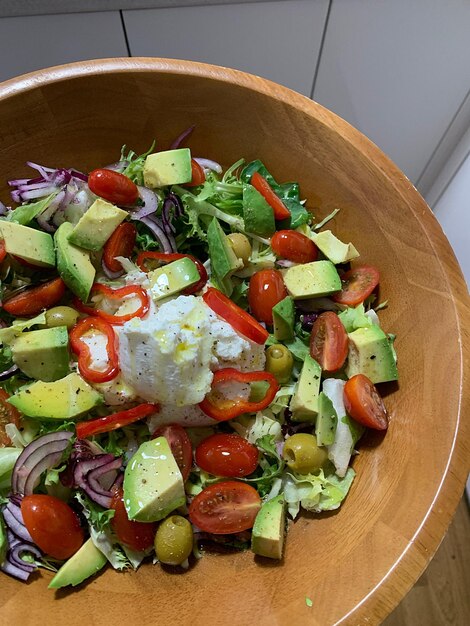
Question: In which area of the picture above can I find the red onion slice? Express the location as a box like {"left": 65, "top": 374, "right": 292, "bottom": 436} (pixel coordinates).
{"left": 193, "top": 158, "right": 223, "bottom": 174}
{"left": 1, "top": 558, "right": 32, "bottom": 581}
{"left": 23, "top": 449, "right": 70, "bottom": 496}
{"left": 9, "top": 543, "right": 41, "bottom": 569}
{"left": 87, "top": 457, "right": 122, "bottom": 496}
{"left": 74, "top": 454, "right": 117, "bottom": 508}
{"left": 140, "top": 216, "right": 176, "bottom": 253}
{"left": 128, "top": 186, "right": 158, "bottom": 219}
{"left": 101, "top": 258, "right": 124, "bottom": 280}
{"left": 2, "top": 506, "right": 33, "bottom": 543}
{"left": 0, "top": 363, "right": 19, "bottom": 380}
{"left": 170, "top": 125, "right": 195, "bottom": 149}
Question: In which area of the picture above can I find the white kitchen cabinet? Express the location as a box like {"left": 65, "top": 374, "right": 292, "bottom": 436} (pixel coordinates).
{"left": 314, "top": 0, "right": 470, "bottom": 184}
{"left": 123, "top": 0, "right": 329, "bottom": 96}
{"left": 0, "top": 11, "right": 128, "bottom": 83}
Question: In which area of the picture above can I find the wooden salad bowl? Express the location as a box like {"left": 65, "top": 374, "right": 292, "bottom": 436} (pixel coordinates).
{"left": 0, "top": 59, "right": 468, "bottom": 626}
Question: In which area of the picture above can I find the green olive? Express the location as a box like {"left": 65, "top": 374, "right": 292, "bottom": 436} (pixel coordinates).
{"left": 265, "top": 344, "right": 294, "bottom": 383}
{"left": 154, "top": 515, "right": 193, "bottom": 566}
{"left": 45, "top": 306, "right": 79, "bottom": 330}
{"left": 226, "top": 233, "right": 252, "bottom": 266}
{"left": 282, "top": 433, "right": 328, "bottom": 474}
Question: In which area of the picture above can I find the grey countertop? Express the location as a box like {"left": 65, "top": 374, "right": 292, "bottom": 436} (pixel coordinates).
{"left": 0, "top": 0, "right": 271, "bottom": 18}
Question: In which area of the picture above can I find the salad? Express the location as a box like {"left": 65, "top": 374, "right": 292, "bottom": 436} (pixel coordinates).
{"left": 0, "top": 129, "right": 398, "bottom": 588}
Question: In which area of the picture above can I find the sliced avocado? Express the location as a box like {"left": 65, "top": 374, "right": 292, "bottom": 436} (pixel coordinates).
{"left": 143, "top": 149, "right": 192, "bottom": 188}
{"left": 289, "top": 355, "right": 322, "bottom": 422}
{"left": 251, "top": 494, "right": 286, "bottom": 560}
{"left": 272, "top": 296, "right": 295, "bottom": 341}
{"left": 282, "top": 261, "right": 341, "bottom": 299}
{"left": 11, "top": 326, "right": 70, "bottom": 382}
{"left": 48, "top": 538, "right": 107, "bottom": 589}
{"left": 68, "top": 198, "right": 127, "bottom": 251}
{"left": 0, "top": 220, "right": 55, "bottom": 267}
{"left": 346, "top": 325, "right": 398, "bottom": 384}
{"left": 312, "top": 230, "right": 359, "bottom": 264}
{"left": 8, "top": 372, "right": 103, "bottom": 420}
{"left": 55, "top": 222, "right": 96, "bottom": 302}
{"left": 148, "top": 257, "right": 200, "bottom": 301}
{"left": 207, "top": 217, "right": 242, "bottom": 296}
{"left": 315, "top": 391, "right": 338, "bottom": 446}
{"left": 242, "top": 183, "right": 275, "bottom": 237}
{"left": 123, "top": 437, "right": 186, "bottom": 522}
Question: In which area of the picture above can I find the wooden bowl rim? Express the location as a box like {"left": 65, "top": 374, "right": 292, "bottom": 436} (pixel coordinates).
{"left": 0, "top": 57, "right": 468, "bottom": 623}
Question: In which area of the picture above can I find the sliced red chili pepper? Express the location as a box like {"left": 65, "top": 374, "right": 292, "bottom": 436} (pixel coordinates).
{"left": 136, "top": 251, "right": 208, "bottom": 295}
{"left": 76, "top": 403, "right": 159, "bottom": 439}
{"left": 69, "top": 316, "right": 120, "bottom": 383}
{"left": 73, "top": 283, "right": 150, "bottom": 325}
{"left": 199, "top": 368, "right": 279, "bottom": 421}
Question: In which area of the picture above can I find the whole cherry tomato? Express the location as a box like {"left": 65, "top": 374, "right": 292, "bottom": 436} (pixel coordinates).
{"left": 271, "top": 230, "right": 318, "bottom": 264}
{"left": 110, "top": 488, "right": 157, "bottom": 551}
{"left": 195, "top": 433, "right": 259, "bottom": 478}
{"left": 88, "top": 169, "right": 139, "bottom": 205}
{"left": 248, "top": 269, "right": 287, "bottom": 325}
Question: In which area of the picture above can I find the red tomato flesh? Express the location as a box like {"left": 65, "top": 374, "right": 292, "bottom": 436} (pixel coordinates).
{"left": 188, "top": 481, "right": 261, "bottom": 534}
{"left": 21, "top": 495, "right": 84, "bottom": 560}
{"left": 333, "top": 265, "right": 380, "bottom": 306}
{"left": 248, "top": 269, "right": 287, "bottom": 325}
{"left": 151, "top": 423, "right": 193, "bottom": 481}
{"left": 250, "top": 172, "right": 290, "bottom": 220}
{"left": 195, "top": 433, "right": 259, "bottom": 478}
{"left": 0, "top": 389, "right": 21, "bottom": 447}
{"left": 271, "top": 230, "right": 318, "bottom": 264}
{"left": 88, "top": 168, "right": 139, "bottom": 205}
{"left": 2, "top": 278, "right": 65, "bottom": 316}
{"left": 103, "top": 222, "right": 137, "bottom": 273}
{"left": 110, "top": 488, "right": 156, "bottom": 551}
{"left": 186, "top": 159, "right": 206, "bottom": 187}
{"left": 310, "top": 311, "right": 348, "bottom": 373}
{"left": 0, "top": 240, "right": 6, "bottom": 264}
{"left": 344, "top": 374, "right": 389, "bottom": 430}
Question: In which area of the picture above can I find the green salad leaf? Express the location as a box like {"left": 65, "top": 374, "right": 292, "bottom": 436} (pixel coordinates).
{"left": 121, "top": 142, "right": 155, "bottom": 186}
{"left": 5, "top": 193, "right": 58, "bottom": 226}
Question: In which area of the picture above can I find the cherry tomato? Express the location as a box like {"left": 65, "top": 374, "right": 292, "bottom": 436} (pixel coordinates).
{"left": 248, "top": 269, "right": 287, "bottom": 325}
{"left": 110, "top": 488, "right": 157, "bottom": 551}
{"left": 344, "top": 374, "right": 389, "bottom": 430}
{"left": 310, "top": 311, "right": 348, "bottom": 373}
{"left": 332, "top": 265, "right": 380, "bottom": 306}
{"left": 2, "top": 278, "right": 66, "bottom": 316}
{"left": 250, "top": 172, "right": 290, "bottom": 220}
{"left": 271, "top": 230, "right": 318, "bottom": 264}
{"left": 0, "top": 389, "right": 21, "bottom": 447}
{"left": 195, "top": 433, "right": 259, "bottom": 478}
{"left": 0, "top": 241, "right": 6, "bottom": 264}
{"left": 103, "top": 222, "right": 137, "bottom": 273}
{"left": 186, "top": 159, "right": 206, "bottom": 187}
{"left": 21, "top": 495, "right": 84, "bottom": 560}
{"left": 88, "top": 168, "right": 139, "bottom": 205}
{"left": 202, "top": 287, "right": 268, "bottom": 345}
{"left": 188, "top": 481, "right": 261, "bottom": 534}
{"left": 151, "top": 423, "right": 193, "bottom": 481}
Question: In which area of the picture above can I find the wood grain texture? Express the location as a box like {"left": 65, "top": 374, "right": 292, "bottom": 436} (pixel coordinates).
{"left": 0, "top": 58, "right": 468, "bottom": 626}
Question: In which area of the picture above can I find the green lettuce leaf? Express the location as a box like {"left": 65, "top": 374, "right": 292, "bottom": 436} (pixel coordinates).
{"left": 338, "top": 304, "right": 373, "bottom": 332}
{"left": 0, "top": 311, "right": 47, "bottom": 345}
{"left": 240, "top": 434, "right": 285, "bottom": 498}
{"left": 0, "top": 447, "right": 22, "bottom": 491}
{"left": 6, "top": 193, "right": 58, "bottom": 225}
{"left": 121, "top": 142, "right": 155, "bottom": 186}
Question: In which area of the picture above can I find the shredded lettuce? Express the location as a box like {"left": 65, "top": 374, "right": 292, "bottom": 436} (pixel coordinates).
{"left": 322, "top": 378, "right": 352, "bottom": 478}
{"left": 0, "top": 447, "right": 21, "bottom": 491}
{"left": 313, "top": 208, "right": 340, "bottom": 231}
{"left": 121, "top": 142, "right": 155, "bottom": 186}
{"left": 4, "top": 420, "right": 39, "bottom": 448}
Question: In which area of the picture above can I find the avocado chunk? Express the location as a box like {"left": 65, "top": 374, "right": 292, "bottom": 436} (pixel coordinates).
{"left": 207, "top": 217, "right": 242, "bottom": 296}
{"left": 123, "top": 437, "right": 185, "bottom": 522}
{"left": 8, "top": 372, "right": 103, "bottom": 420}
{"left": 311, "top": 230, "right": 359, "bottom": 264}
{"left": 272, "top": 296, "right": 295, "bottom": 341}
{"left": 143, "top": 149, "right": 192, "bottom": 188}
{"left": 251, "top": 494, "right": 286, "bottom": 560}
{"left": 48, "top": 538, "right": 107, "bottom": 589}
{"left": 11, "top": 326, "right": 70, "bottom": 382}
{"left": 148, "top": 257, "right": 200, "bottom": 301}
{"left": 346, "top": 325, "right": 398, "bottom": 384}
{"left": 55, "top": 222, "right": 96, "bottom": 302}
{"left": 242, "top": 183, "right": 276, "bottom": 237}
{"left": 0, "top": 220, "right": 55, "bottom": 267}
{"left": 289, "top": 355, "right": 322, "bottom": 422}
{"left": 315, "top": 391, "right": 338, "bottom": 446}
{"left": 68, "top": 198, "right": 127, "bottom": 251}
{"left": 282, "top": 260, "right": 341, "bottom": 299}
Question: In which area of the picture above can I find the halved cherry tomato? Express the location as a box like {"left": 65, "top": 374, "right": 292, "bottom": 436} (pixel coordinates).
{"left": 136, "top": 252, "right": 207, "bottom": 295}
{"left": 188, "top": 481, "right": 261, "bottom": 534}
{"left": 0, "top": 389, "right": 21, "bottom": 447}
{"left": 88, "top": 168, "right": 139, "bottom": 205}
{"left": 202, "top": 287, "right": 268, "bottom": 345}
{"left": 0, "top": 241, "right": 7, "bottom": 264}
{"left": 151, "top": 423, "right": 193, "bottom": 481}
{"left": 74, "top": 283, "right": 150, "bottom": 325}
{"left": 185, "top": 159, "right": 206, "bottom": 187}
{"left": 21, "top": 495, "right": 84, "bottom": 560}
{"left": 250, "top": 172, "right": 290, "bottom": 220}
{"left": 110, "top": 488, "right": 157, "bottom": 551}
{"left": 103, "top": 222, "right": 137, "bottom": 273}
{"left": 271, "top": 230, "right": 318, "bottom": 264}
{"left": 333, "top": 265, "right": 380, "bottom": 306}
{"left": 70, "top": 316, "right": 120, "bottom": 383}
{"left": 2, "top": 277, "right": 65, "bottom": 316}
{"left": 248, "top": 269, "right": 287, "bottom": 325}
{"left": 344, "top": 374, "right": 389, "bottom": 430}
{"left": 76, "top": 403, "right": 158, "bottom": 439}
{"left": 310, "top": 311, "right": 348, "bottom": 373}
{"left": 195, "top": 433, "right": 259, "bottom": 478}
